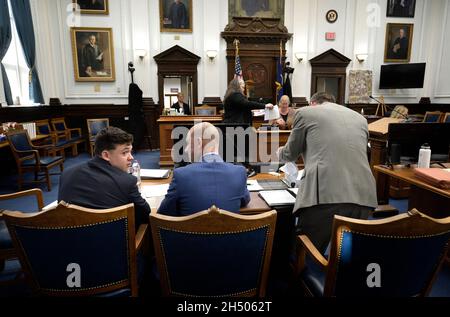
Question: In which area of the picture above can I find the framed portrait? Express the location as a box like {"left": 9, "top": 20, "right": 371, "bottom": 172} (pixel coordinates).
{"left": 386, "top": 0, "right": 416, "bottom": 18}
{"left": 229, "top": 0, "right": 285, "bottom": 23}
{"left": 70, "top": 27, "right": 116, "bottom": 82}
{"left": 160, "top": 0, "right": 192, "bottom": 33}
{"left": 72, "top": 0, "right": 109, "bottom": 15}
{"left": 384, "top": 23, "right": 413, "bottom": 63}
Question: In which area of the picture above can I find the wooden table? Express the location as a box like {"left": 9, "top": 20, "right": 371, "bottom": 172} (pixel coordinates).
{"left": 141, "top": 172, "right": 284, "bottom": 214}
{"left": 374, "top": 164, "right": 450, "bottom": 218}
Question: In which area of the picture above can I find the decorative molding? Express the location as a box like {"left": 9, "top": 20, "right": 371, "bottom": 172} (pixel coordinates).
{"left": 434, "top": 0, "right": 450, "bottom": 98}
{"left": 221, "top": 17, "right": 292, "bottom": 44}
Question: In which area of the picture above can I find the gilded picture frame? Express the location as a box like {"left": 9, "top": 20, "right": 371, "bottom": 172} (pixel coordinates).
{"left": 160, "top": 0, "right": 193, "bottom": 33}
{"left": 386, "top": 0, "right": 416, "bottom": 18}
{"left": 72, "top": 0, "right": 109, "bottom": 15}
{"left": 70, "top": 27, "right": 116, "bottom": 82}
{"left": 229, "top": 0, "right": 285, "bottom": 24}
{"left": 384, "top": 23, "right": 413, "bottom": 63}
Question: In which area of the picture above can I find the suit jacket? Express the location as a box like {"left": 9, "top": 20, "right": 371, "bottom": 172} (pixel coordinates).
{"left": 279, "top": 102, "right": 377, "bottom": 211}
{"left": 223, "top": 92, "right": 266, "bottom": 124}
{"left": 171, "top": 102, "right": 191, "bottom": 115}
{"left": 158, "top": 154, "right": 250, "bottom": 216}
{"left": 58, "top": 157, "right": 150, "bottom": 229}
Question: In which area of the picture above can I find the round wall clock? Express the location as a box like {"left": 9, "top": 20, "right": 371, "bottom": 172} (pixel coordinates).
{"left": 326, "top": 10, "right": 338, "bottom": 23}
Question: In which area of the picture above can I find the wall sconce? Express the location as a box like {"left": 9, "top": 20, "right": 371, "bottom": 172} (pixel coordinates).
{"left": 295, "top": 52, "right": 305, "bottom": 63}
{"left": 206, "top": 50, "right": 218, "bottom": 62}
{"left": 356, "top": 54, "right": 368, "bottom": 63}
{"left": 135, "top": 49, "right": 147, "bottom": 60}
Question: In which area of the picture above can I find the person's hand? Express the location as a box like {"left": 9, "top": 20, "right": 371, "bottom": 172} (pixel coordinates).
{"left": 265, "top": 103, "right": 274, "bottom": 110}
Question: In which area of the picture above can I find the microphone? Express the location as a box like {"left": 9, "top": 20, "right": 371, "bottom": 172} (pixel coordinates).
{"left": 369, "top": 95, "right": 409, "bottom": 120}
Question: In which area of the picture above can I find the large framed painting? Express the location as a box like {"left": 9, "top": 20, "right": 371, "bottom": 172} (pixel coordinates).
{"left": 160, "top": 0, "right": 192, "bottom": 33}
{"left": 72, "top": 0, "right": 109, "bottom": 15}
{"left": 229, "top": 0, "right": 285, "bottom": 23}
{"left": 386, "top": 0, "right": 416, "bottom": 18}
{"left": 70, "top": 27, "right": 115, "bottom": 82}
{"left": 384, "top": 23, "right": 413, "bottom": 63}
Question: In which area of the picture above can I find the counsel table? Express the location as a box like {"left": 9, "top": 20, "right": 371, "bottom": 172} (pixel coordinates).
{"left": 374, "top": 164, "right": 450, "bottom": 218}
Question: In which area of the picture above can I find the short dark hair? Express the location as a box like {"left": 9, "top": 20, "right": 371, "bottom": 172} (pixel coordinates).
{"left": 310, "top": 92, "right": 336, "bottom": 105}
{"left": 94, "top": 126, "right": 133, "bottom": 156}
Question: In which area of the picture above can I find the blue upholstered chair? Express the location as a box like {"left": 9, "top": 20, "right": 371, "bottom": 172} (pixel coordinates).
{"left": 6, "top": 130, "right": 64, "bottom": 191}
{"left": 3, "top": 202, "right": 148, "bottom": 296}
{"left": 35, "top": 119, "right": 70, "bottom": 157}
{"left": 296, "top": 209, "right": 450, "bottom": 297}
{"left": 423, "top": 111, "right": 442, "bottom": 123}
{"left": 194, "top": 105, "right": 216, "bottom": 116}
{"left": 86, "top": 118, "right": 109, "bottom": 156}
{"left": 443, "top": 113, "right": 450, "bottom": 123}
{"left": 0, "top": 189, "right": 43, "bottom": 274}
{"left": 150, "top": 206, "right": 277, "bottom": 297}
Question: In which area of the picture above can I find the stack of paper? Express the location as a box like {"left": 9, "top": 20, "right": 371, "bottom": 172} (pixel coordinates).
{"left": 140, "top": 169, "right": 170, "bottom": 179}
{"left": 246, "top": 180, "right": 263, "bottom": 192}
{"left": 141, "top": 184, "right": 170, "bottom": 198}
{"left": 264, "top": 105, "right": 280, "bottom": 121}
{"left": 259, "top": 190, "right": 296, "bottom": 207}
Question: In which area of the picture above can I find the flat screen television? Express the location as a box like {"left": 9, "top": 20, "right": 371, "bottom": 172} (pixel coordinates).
{"left": 379, "top": 63, "right": 426, "bottom": 89}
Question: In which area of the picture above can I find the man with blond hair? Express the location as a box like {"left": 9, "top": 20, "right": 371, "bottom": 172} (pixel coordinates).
{"left": 158, "top": 122, "right": 250, "bottom": 216}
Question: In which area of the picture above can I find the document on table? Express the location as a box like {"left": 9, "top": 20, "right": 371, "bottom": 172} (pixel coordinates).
{"left": 264, "top": 105, "right": 280, "bottom": 121}
{"left": 140, "top": 169, "right": 170, "bottom": 179}
{"left": 247, "top": 180, "right": 263, "bottom": 191}
{"left": 141, "top": 184, "right": 170, "bottom": 198}
{"left": 259, "top": 190, "right": 296, "bottom": 207}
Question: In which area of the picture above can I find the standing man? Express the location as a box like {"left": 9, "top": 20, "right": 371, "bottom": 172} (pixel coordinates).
{"left": 58, "top": 127, "right": 150, "bottom": 230}
{"left": 171, "top": 92, "right": 191, "bottom": 115}
{"left": 277, "top": 92, "right": 377, "bottom": 253}
{"left": 81, "top": 34, "right": 103, "bottom": 77}
{"left": 158, "top": 122, "right": 250, "bottom": 216}
{"left": 168, "top": 0, "right": 188, "bottom": 29}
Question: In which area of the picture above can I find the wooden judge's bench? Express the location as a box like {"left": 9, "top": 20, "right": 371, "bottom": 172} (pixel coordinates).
{"left": 158, "top": 115, "right": 296, "bottom": 167}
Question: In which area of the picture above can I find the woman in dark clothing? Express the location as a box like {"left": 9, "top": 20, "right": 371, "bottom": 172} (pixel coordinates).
{"left": 223, "top": 78, "right": 273, "bottom": 125}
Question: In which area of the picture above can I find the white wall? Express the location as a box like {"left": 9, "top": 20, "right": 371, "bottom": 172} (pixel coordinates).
{"left": 1, "top": 0, "right": 448, "bottom": 106}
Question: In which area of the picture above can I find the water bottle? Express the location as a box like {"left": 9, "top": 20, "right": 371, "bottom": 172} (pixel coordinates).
{"left": 417, "top": 144, "right": 431, "bottom": 168}
{"left": 179, "top": 106, "right": 184, "bottom": 115}
{"left": 361, "top": 108, "right": 365, "bottom": 116}
{"left": 131, "top": 160, "right": 142, "bottom": 191}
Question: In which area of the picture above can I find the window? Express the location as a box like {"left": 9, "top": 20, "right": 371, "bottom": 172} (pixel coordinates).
{"left": 2, "top": 0, "right": 31, "bottom": 106}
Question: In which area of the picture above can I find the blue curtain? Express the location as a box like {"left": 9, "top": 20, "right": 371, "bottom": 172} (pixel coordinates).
{"left": 0, "top": 0, "right": 13, "bottom": 105}
{"left": 10, "top": 0, "right": 44, "bottom": 104}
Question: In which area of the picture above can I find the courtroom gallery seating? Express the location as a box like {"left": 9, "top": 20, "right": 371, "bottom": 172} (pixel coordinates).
{"left": 86, "top": 118, "right": 109, "bottom": 156}
{"left": 6, "top": 130, "right": 64, "bottom": 191}
{"left": 423, "top": 111, "right": 442, "bottom": 123}
{"left": 295, "top": 209, "right": 450, "bottom": 297}
{"left": 150, "top": 206, "right": 277, "bottom": 297}
{"left": 3, "top": 202, "right": 148, "bottom": 297}
{"left": 50, "top": 117, "right": 86, "bottom": 156}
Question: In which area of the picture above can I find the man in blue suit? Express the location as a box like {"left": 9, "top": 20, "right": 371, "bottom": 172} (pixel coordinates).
{"left": 158, "top": 122, "right": 250, "bottom": 216}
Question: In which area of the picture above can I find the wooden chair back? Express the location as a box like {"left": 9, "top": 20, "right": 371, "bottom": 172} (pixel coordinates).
{"left": 423, "top": 111, "right": 442, "bottom": 123}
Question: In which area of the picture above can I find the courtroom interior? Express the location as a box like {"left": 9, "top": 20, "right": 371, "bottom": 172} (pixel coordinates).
{"left": 0, "top": 0, "right": 449, "bottom": 301}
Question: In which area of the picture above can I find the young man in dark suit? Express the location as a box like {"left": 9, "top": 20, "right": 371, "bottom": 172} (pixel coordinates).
{"left": 58, "top": 126, "right": 150, "bottom": 230}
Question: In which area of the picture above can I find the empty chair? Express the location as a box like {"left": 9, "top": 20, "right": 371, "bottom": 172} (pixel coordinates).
{"left": 442, "top": 113, "right": 450, "bottom": 123}
{"left": 194, "top": 105, "right": 217, "bottom": 116}
{"left": 295, "top": 209, "right": 450, "bottom": 297}
{"left": 423, "top": 111, "right": 442, "bottom": 123}
{"left": 6, "top": 130, "right": 64, "bottom": 191}
{"left": 3, "top": 202, "right": 148, "bottom": 296}
{"left": 150, "top": 206, "right": 276, "bottom": 297}
{"left": 34, "top": 119, "right": 70, "bottom": 157}
{"left": 0, "top": 189, "right": 43, "bottom": 274}
{"left": 86, "top": 118, "right": 109, "bottom": 156}
{"left": 50, "top": 117, "right": 86, "bottom": 156}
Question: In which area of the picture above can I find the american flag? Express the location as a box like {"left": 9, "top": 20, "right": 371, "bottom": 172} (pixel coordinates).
{"left": 234, "top": 55, "right": 243, "bottom": 80}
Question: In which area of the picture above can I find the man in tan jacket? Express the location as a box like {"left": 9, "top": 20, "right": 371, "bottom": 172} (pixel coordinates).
{"left": 277, "top": 92, "right": 377, "bottom": 253}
